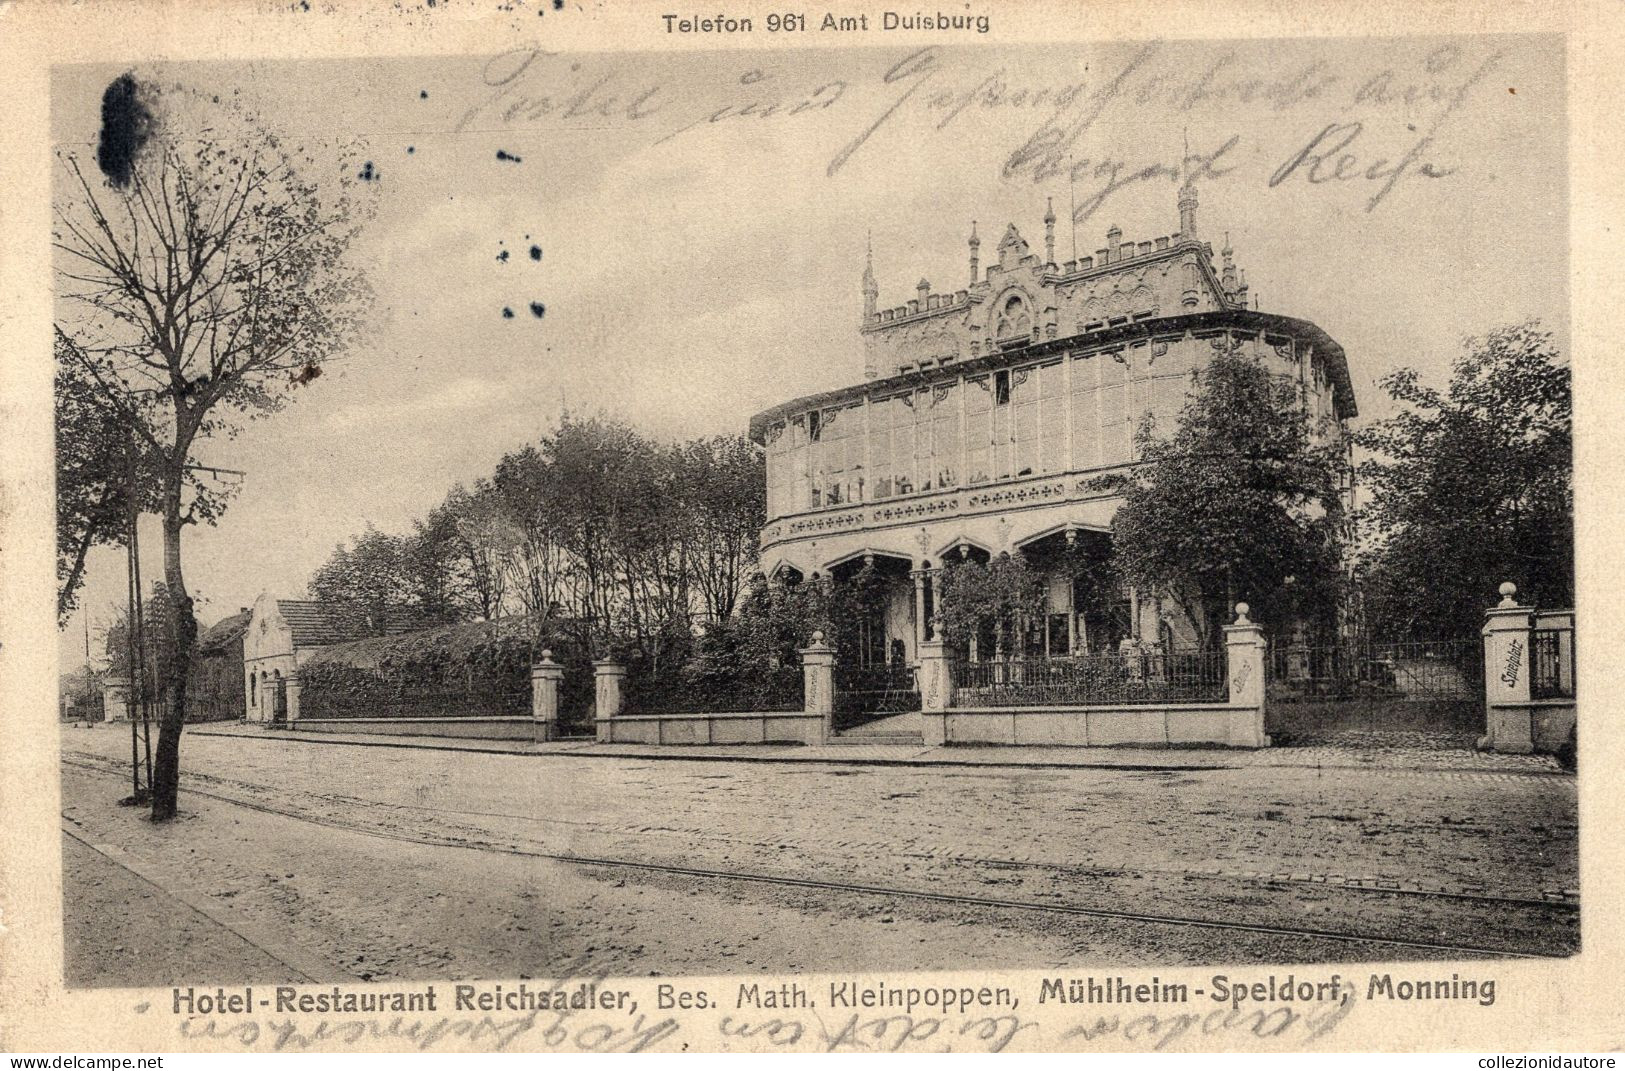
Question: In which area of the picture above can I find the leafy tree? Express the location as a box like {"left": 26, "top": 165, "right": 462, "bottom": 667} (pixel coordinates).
{"left": 54, "top": 77, "right": 375, "bottom": 817}
{"left": 101, "top": 581, "right": 176, "bottom": 712}
{"left": 1356, "top": 321, "right": 1571, "bottom": 637}
{"left": 491, "top": 445, "right": 574, "bottom": 626}
{"left": 934, "top": 553, "right": 1046, "bottom": 656}
{"left": 421, "top": 482, "right": 513, "bottom": 623}
{"left": 676, "top": 435, "right": 766, "bottom": 622}
{"left": 307, "top": 526, "right": 419, "bottom": 635}
{"left": 55, "top": 331, "right": 152, "bottom": 622}
{"left": 1104, "top": 341, "right": 1348, "bottom": 645}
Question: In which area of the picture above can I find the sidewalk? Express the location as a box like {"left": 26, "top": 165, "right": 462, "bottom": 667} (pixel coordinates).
{"left": 184, "top": 721, "right": 1567, "bottom": 776}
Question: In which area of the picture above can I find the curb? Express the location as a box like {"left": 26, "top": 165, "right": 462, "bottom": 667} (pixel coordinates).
{"left": 183, "top": 726, "right": 1569, "bottom": 779}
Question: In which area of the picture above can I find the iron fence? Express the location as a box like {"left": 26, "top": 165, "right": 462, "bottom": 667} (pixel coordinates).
{"left": 1266, "top": 637, "right": 1481, "bottom": 703}
{"left": 833, "top": 663, "right": 920, "bottom": 728}
{"left": 952, "top": 647, "right": 1227, "bottom": 708}
{"left": 1531, "top": 628, "right": 1575, "bottom": 700}
{"left": 623, "top": 666, "right": 804, "bottom": 715}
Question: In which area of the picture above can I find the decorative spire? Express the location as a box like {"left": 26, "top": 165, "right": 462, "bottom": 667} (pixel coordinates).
{"left": 1178, "top": 175, "right": 1198, "bottom": 238}
{"left": 862, "top": 231, "right": 878, "bottom": 321}
{"left": 1044, "top": 197, "right": 1056, "bottom": 265}
{"left": 1220, "top": 232, "right": 1238, "bottom": 297}
{"left": 968, "top": 220, "right": 980, "bottom": 286}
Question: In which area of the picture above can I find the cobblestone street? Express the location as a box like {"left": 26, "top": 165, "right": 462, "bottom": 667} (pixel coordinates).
{"left": 60, "top": 726, "right": 1578, "bottom": 988}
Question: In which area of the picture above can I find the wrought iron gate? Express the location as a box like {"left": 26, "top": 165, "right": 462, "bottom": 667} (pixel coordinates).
{"left": 832, "top": 663, "right": 920, "bottom": 731}
{"left": 1265, "top": 637, "right": 1485, "bottom": 747}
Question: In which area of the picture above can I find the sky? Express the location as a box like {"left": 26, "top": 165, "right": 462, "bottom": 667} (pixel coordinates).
{"left": 50, "top": 34, "right": 1567, "bottom": 668}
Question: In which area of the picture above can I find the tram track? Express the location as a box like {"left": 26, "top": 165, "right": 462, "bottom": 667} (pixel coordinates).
{"left": 59, "top": 750, "right": 1578, "bottom": 913}
{"left": 60, "top": 754, "right": 1566, "bottom": 962}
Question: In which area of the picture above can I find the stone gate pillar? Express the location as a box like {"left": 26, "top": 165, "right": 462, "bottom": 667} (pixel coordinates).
{"left": 531, "top": 650, "right": 564, "bottom": 742}
{"left": 285, "top": 673, "right": 303, "bottom": 726}
{"left": 1223, "top": 603, "right": 1269, "bottom": 748}
{"left": 101, "top": 676, "right": 132, "bottom": 723}
{"left": 1480, "top": 582, "right": 1535, "bottom": 753}
{"left": 917, "top": 629, "right": 954, "bottom": 746}
{"left": 799, "top": 631, "right": 835, "bottom": 744}
{"left": 593, "top": 659, "right": 627, "bottom": 741}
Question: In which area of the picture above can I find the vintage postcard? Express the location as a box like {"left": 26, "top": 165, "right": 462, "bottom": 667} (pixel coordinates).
{"left": 1, "top": 0, "right": 1619, "bottom": 1055}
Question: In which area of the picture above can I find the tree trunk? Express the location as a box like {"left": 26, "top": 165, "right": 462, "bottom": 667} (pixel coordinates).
{"left": 150, "top": 490, "right": 196, "bottom": 822}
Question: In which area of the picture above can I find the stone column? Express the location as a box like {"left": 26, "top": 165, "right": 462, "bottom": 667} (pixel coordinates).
{"left": 1222, "top": 603, "right": 1269, "bottom": 748}
{"left": 531, "top": 650, "right": 564, "bottom": 743}
{"left": 1480, "top": 582, "right": 1535, "bottom": 753}
{"left": 285, "top": 673, "right": 303, "bottom": 726}
{"left": 911, "top": 569, "right": 928, "bottom": 651}
{"left": 928, "top": 568, "right": 942, "bottom": 642}
{"left": 918, "top": 631, "right": 954, "bottom": 746}
{"left": 799, "top": 631, "right": 835, "bottom": 744}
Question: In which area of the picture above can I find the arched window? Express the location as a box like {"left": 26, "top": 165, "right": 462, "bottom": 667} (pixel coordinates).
{"left": 994, "top": 294, "right": 1032, "bottom": 344}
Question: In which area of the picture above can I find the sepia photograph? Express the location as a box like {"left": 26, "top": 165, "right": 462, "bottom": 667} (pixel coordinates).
{"left": 4, "top": 5, "right": 1602, "bottom": 1053}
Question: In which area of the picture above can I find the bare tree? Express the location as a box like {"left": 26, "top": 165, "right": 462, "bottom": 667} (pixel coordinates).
{"left": 53, "top": 75, "right": 374, "bottom": 819}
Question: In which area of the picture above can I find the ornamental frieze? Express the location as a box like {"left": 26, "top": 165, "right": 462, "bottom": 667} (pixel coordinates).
{"left": 765, "top": 469, "right": 1126, "bottom": 549}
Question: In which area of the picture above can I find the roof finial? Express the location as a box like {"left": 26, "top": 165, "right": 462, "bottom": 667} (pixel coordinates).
{"left": 1044, "top": 197, "right": 1056, "bottom": 265}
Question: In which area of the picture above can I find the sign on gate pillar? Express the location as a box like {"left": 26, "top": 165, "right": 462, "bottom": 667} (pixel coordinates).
{"left": 532, "top": 651, "right": 564, "bottom": 743}
{"left": 1480, "top": 582, "right": 1535, "bottom": 754}
{"left": 917, "top": 634, "right": 953, "bottom": 746}
{"left": 1222, "top": 603, "right": 1270, "bottom": 748}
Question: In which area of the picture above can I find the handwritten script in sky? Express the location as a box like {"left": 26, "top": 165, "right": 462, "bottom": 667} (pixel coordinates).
{"left": 453, "top": 40, "right": 1510, "bottom": 223}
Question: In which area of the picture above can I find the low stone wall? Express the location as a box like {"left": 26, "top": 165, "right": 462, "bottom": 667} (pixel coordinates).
{"left": 292, "top": 717, "right": 537, "bottom": 742}
{"left": 927, "top": 704, "right": 1269, "bottom": 748}
{"left": 596, "top": 711, "right": 826, "bottom": 746}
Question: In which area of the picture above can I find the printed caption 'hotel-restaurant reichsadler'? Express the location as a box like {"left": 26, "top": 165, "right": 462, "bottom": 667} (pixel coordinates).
{"left": 749, "top": 180, "right": 1354, "bottom": 665}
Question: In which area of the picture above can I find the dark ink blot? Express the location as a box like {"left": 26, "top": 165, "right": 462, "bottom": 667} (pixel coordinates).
{"left": 496, "top": 149, "right": 523, "bottom": 163}
{"left": 553, "top": 0, "right": 563, "bottom": 9}
{"left": 291, "top": 363, "right": 323, "bottom": 387}
{"left": 420, "top": 90, "right": 429, "bottom": 99}
{"left": 497, "top": 250, "right": 510, "bottom": 262}
{"left": 358, "top": 161, "right": 377, "bottom": 181}
{"left": 96, "top": 73, "right": 154, "bottom": 188}
{"left": 502, "top": 307, "right": 515, "bottom": 318}
{"left": 529, "top": 245, "right": 542, "bottom": 261}
{"left": 407, "top": 146, "right": 415, "bottom": 154}
{"left": 529, "top": 302, "right": 546, "bottom": 318}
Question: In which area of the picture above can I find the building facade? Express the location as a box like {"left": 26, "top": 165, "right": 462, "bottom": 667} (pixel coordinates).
{"left": 749, "top": 183, "right": 1356, "bottom": 666}
{"left": 242, "top": 593, "right": 425, "bottom": 723}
